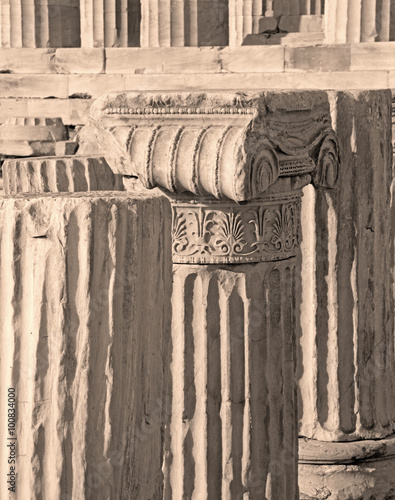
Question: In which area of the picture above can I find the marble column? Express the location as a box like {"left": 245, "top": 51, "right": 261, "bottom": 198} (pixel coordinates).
{"left": 298, "top": 91, "right": 395, "bottom": 497}
{"left": 376, "top": 0, "right": 391, "bottom": 40}
{"left": 324, "top": 0, "right": 350, "bottom": 43}
{"left": 361, "top": 0, "right": 377, "bottom": 41}
{"left": 80, "top": 0, "right": 138, "bottom": 47}
{"left": 166, "top": 198, "right": 301, "bottom": 500}
{"left": 0, "top": 157, "right": 172, "bottom": 499}
{"left": 229, "top": 0, "right": 325, "bottom": 45}
{"left": 324, "top": 0, "right": 391, "bottom": 42}
{"left": 91, "top": 90, "right": 339, "bottom": 498}
{"left": 140, "top": 0, "right": 228, "bottom": 47}
{"left": 0, "top": 0, "right": 80, "bottom": 48}
{"left": 229, "top": 0, "right": 264, "bottom": 46}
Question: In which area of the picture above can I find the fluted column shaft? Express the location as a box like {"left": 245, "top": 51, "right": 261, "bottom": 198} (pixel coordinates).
{"left": 167, "top": 260, "right": 298, "bottom": 499}
{"left": 229, "top": 0, "right": 264, "bottom": 46}
{"left": 0, "top": 160, "right": 172, "bottom": 499}
{"left": 298, "top": 90, "right": 395, "bottom": 497}
{"left": 140, "top": 0, "right": 228, "bottom": 47}
{"left": 324, "top": 0, "right": 391, "bottom": 42}
{"left": 164, "top": 193, "right": 302, "bottom": 500}
{"left": 141, "top": 0, "right": 185, "bottom": 47}
{"left": 0, "top": 0, "right": 80, "bottom": 47}
{"left": 2, "top": 156, "right": 123, "bottom": 194}
{"left": 298, "top": 90, "right": 395, "bottom": 442}
{"left": 80, "top": 0, "right": 140, "bottom": 47}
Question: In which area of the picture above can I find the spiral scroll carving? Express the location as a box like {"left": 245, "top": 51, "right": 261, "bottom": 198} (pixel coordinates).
{"left": 312, "top": 133, "right": 340, "bottom": 189}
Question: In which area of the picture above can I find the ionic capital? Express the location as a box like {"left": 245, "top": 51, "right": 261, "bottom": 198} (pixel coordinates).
{"left": 91, "top": 91, "right": 340, "bottom": 203}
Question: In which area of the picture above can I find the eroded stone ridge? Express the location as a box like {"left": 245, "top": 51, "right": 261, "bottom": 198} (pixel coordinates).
{"left": 91, "top": 91, "right": 339, "bottom": 203}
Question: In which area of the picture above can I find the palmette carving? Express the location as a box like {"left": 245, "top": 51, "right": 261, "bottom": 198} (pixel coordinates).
{"left": 216, "top": 210, "right": 247, "bottom": 255}
{"left": 271, "top": 204, "right": 299, "bottom": 252}
{"left": 172, "top": 193, "right": 301, "bottom": 264}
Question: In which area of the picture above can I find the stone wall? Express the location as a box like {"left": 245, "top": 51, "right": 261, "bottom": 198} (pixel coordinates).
{"left": 0, "top": 44, "right": 394, "bottom": 129}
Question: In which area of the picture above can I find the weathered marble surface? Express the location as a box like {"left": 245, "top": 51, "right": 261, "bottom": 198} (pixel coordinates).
{"left": 2, "top": 156, "right": 124, "bottom": 195}
{"left": 90, "top": 90, "right": 338, "bottom": 202}
{"left": 299, "top": 435, "right": 395, "bottom": 500}
{"left": 92, "top": 89, "right": 339, "bottom": 499}
{"left": 325, "top": 0, "right": 392, "bottom": 42}
{"left": 0, "top": 86, "right": 393, "bottom": 500}
{"left": 165, "top": 261, "right": 299, "bottom": 499}
{"left": 298, "top": 90, "right": 395, "bottom": 442}
{"left": 0, "top": 192, "right": 172, "bottom": 500}
{"left": 298, "top": 89, "right": 395, "bottom": 499}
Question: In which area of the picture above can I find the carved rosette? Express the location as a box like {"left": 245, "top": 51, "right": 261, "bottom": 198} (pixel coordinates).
{"left": 172, "top": 192, "right": 301, "bottom": 264}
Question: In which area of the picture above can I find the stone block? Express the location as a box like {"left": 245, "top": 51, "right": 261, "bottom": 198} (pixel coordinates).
{"left": 0, "top": 49, "right": 105, "bottom": 74}
{"left": 53, "top": 48, "right": 105, "bottom": 74}
{"left": 121, "top": 72, "right": 295, "bottom": 91}
{"left": 26, "top": 99, "right": 72, "bottom": 121}
{"left": 68, "top": 74, "right": 125, "bottom": 99}
{"left": 241, "top": 34, "right": 271, "bottom": 46}
{"left": 0, "top": 100, "right": 29, "bottom": 124}
{"left": 242, "top": 31, "right": 325, "bottom": 46}
{"left": 0, "top": 99, "right": 91, "bottom": 127}
{"left": 291, "top": 71, "right": 389, "bottom": 89}
{"left": 220, "top": 46, "right": 285, "bottom": 73}
{"left": 0, "top": 117, "right": 66, "bottom": 158}
{"left": 276, "top": 32, "right": 325, "bottom": 45}
{"left": 0, "top": 49, "right": 54, "bottom": 74}
{"left": 258, "top": 16, "right": 279, "bottom": 33}
{"left": 105, "top": 48, "right": 163, "bottom": 74}
{"left": 350, "top": 42, "right": 395, "bottom": 71}
{"left": 162, "top": 47, "right": 220, "bottom": 73}
{"left": 0, "top": 140, "right": 56, "bottom": 158}
{"left": 0, "top": 117, "right": 66, "bottom": 141}
{"left": 299, "top": 436, "right": 395, "bottom": 499}
{"left": 0, "top": 75, "right": 69, "bottom": 98}
{"left": 285, "top": 45, "right": 351, "bottom": 72}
